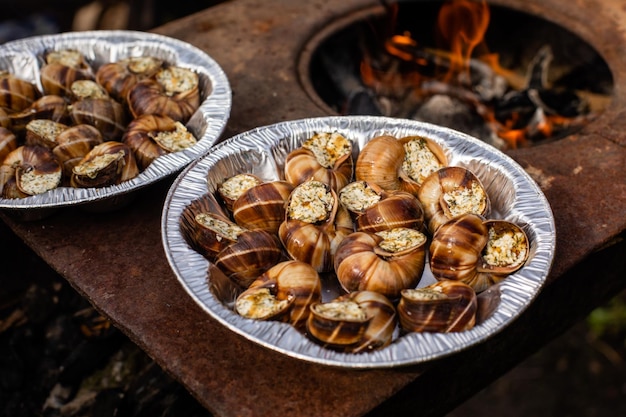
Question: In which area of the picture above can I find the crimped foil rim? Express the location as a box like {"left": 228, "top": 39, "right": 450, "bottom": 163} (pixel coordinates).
{"left": 162, "top": 116, "right": 556, "bottom": 369}
{"left": 0, "top": 30, "right": 231, "bottom": 210}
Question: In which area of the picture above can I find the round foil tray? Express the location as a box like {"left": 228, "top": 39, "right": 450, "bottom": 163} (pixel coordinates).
{"left": 0, "top": 30, "right": 231, "bottom": 214}
{"left": 162, "top": 116, "right": 556, "bottom": 369}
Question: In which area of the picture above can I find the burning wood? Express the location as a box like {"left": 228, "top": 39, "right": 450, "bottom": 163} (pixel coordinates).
{"left": 323, "top": 0, "right": 610, "bottom": 150}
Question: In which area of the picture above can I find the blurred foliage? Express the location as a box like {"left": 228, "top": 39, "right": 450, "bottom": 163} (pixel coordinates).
{"left": 586, "top": 290, "right": 626, "bottom": 342}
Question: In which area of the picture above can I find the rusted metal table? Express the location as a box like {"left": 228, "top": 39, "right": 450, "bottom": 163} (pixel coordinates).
{"left": 1, "top": 1, "right": 625, "bottom": 416}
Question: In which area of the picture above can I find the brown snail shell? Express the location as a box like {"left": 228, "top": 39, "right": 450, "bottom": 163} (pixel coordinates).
{"left": 24, "top": 119, "right": 69, "bottom": 149}
{"left": 334, "top": 228, "right": 427, "bottom": 300}
{"left": 0, "top": 127, "right": 18, "bottom": 162}
{"left": 126, "top": 66, "right": 200, "bottom": 123}
{"left": 69, "top": 97, "right": 127, "bottom": 141}
{"left": 0, "top": 145, "right": 62, "bottom": 198}
{"left": 96, "top": 56, "right": 164, "bottom": 102}
{"left": 234, "top": 260, "right": 322, "bottom": 329}
{"left": 355, "top": 135, "right": 420, "bottom": 196}
{"left": 122, "top": 114, "right": 197, "bottom": 170}
{"left": 284, "top": 132, "right": 353, "bottom": 191}
{"left": 278, "top": 180, "right": 354, "bottom": 273}
{"left": 306, "top": 290, "right": 396, "bottom": 352}
{"left": 397, "top": 280, "right": 477, "bottom": 333}
{"left": 214, "top": 229, "right": 285, "bottom": 289}
{"left": 340, "top": 181, "right": 425, "bottom": 233}
{"left": 40, "top": 49, "right": 94, "bottom": 97}
{"left": 8, "top": 95, "right": 69, "bottom": 133}
{"left": 52, "top": 124, "right": 103, "bottom": 178}
{"left": 0, "top": 71, "right": 42, "bottom": 112}
{"left": 417, "top": 166, "right": 490, "bottom": 235}
{"left": 217, "top": 173, "right": 264, "bottom": 212}
{"left": 70, "top": 141, "right": 138, "bottom": 188}
{"left": 179, "top": 194, "right": 234, "bottom": 261}
{"left": 429, "top": 213, "right": 528, "bottom": 292}
{"left": 232, "top": 180, "right": 294, "bottom": 234}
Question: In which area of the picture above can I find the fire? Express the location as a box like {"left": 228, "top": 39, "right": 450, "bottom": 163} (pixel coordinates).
{"left": 356, "top": 0, "right": 590, "bottom": 149}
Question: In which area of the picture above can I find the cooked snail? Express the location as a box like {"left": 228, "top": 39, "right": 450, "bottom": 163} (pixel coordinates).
{"left": 278, "top": 180, "right": 353, "bottom": 272}
{"left": 0, "top": 127, "right": 18, "bottom": 162}
{"left": 127, "top": 66, "right": 200, "bottom": 123}
{"left": 0, "top": 71, "right": 42, "bottom": 112}
{"left": 284, "top": 132, "right": 353, "bottom": 191}
{"left": 429, "top": 213, "right": 529, "bottom": 292}
{"left": 40, "top": 50, "right": 94, "bottom": 97}
{"left": 232, "top": 180, "right": 294, "bottom": 234}
{"left": 355, "top": 135, "right": 420, "bottom": 196}
{"left": 122, "top": 114, "right": 197, "bottom": 170}
{"left": 399, "top": 135, "right": 447, "bottom": 186}
{"left": 235, "top": 260, "right": 322, "bottom": 329}
{"left": 0, "top": 145, "right": 62, "bottom": 198}
{"left": 306, "top": 290, "right": 396, "bottom": 352}
{"left": 397, "top": 280, "right": 477, "bottom": 333}
{"left": 24, "top": 119, "right": 68, "bottom": 149}
{"left": 340, "top": 181, "right": 424, "bottom": 233}
{"left": 8, "top": 95, "right": 69, "bottom": 133}
{"left": 334, "top": 227, "right": 427, "bottom": 299}
{"left": 70, "top": 79, "right": 109, "bottom": 101}
{"left": 418, "top": 166, "right": 490, "bottom": 234}
{"left": 70, "top": 141, "right": 138, "bottom": 188}
{"left": 69, "top": 97, "right": 127, "bottom": 141}
{"left": 96, "top": 56, "right": 164, "bottom": 101}
{"left": 52, "top": 124, "right": 103, "bottom": 178}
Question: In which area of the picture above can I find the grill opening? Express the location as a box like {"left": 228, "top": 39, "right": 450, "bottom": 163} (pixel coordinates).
{"left": 300, "top": 0, "right": 614, "bottom": 150}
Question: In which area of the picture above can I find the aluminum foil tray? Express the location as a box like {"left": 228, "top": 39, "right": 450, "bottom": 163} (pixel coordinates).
{"left": 162, "top": 116, "right": 556, "bottom": 368}
{"left": 0, "top": 30, "right": 231, "bottom": 214}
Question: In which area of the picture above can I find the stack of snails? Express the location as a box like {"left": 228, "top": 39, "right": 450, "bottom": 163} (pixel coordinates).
{"left": 180, "top": 131, "right": 530, "bottom": 354}
{"left": 0, "top": 49, "right": 201, "bottom": 198}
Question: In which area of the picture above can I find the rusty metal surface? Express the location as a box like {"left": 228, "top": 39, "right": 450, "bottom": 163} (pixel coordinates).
{"left": 1, "top": 0, "right": 625, "bottom": 416}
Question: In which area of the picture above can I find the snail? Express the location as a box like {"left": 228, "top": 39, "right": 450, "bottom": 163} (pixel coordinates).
{"left": 70, "top": 141, "right": 138, "bottom": 188}
{"left": 429, "top": 213, "right": 529, "bottom": 292}
{"left": 40, "top": 49, "right": 94, "bottom": 97}
{"left": 417, "top": 166, "right": 490, "bottom": 234}
{"left": 0, "top": 145, "right": 62, "bottom": 198}
{"left": 122, "top": 113, "right": 197, "bottom": 170}
{"left": 334, "top": 227, "right": 427, "bottom": 300}
{"left": 69, "top": 97, "right": 127, "bottom": 141}
{"left": 96, "top": 56, "right": 164, "bottom": 102}
{"left": 127, "top": 66, "right": 200, "bottom": 123}
{"left": 231, "top": 180, "right": 294, "bottom": 234}
{"left": 306, "top": 290, "right": 396, "bottom": 352}
{"left": 397, "top": 280, "right": 477, "bottom": 333}
{"left": 339, "top": 180, "right": 425, "bottom": 233}
{"left": 52, "top": 124, "right": 103, "bottom": 179}
{"left": 284, "top": 131, "right": 353, "bottom": 191}
{"left": 235, "top": 260, "right": 322, "bottom": 329}
{"left": 0, "top": 71, "right": 42, "bottom": 112}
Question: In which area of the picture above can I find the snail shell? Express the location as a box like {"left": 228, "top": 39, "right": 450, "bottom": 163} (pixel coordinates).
{"left": 232, "top": 180, "right": 294, "bottom": 234}
{"left": 96, "top": 56, "right": 164, "bottom": 101}
{"left": 235, "top": 260, "right": 322, "bottom": 329}
{"left": 397, "top": 280, "right": 477, "bottom": 333}
{"left": 278, "top": 180, "right": 353, "bottom": 273}
{"left": 334, "top": 227, "right": 427, "bottom": 300}
{"left": 417, "top": 166, "right": 490, "bottom": 234}
{"left": 355, "top": 135, "right": 420, "bottom": 195}
{"left": 127, "top": 66, "right": 200, "bottom": 123}
{"left": 398, "top": 135, "right": 447, "bottom": 187}
{"left": 52, "top": 124, "right": 103, "bottom": 178}
{"left": 0, "top": 71, "right": 42, "bottom": 112}
{"left": 69, "top": 97, "right": 127, "bottom": 141}
{"left": 122, "top": 114, "right": 197, "bottom": 170}
{"left": 340, "top": 181, "right": 424, "bottom": 233}
{"left": 306, "top": 290, "right": 396, "bottom": 353}
{"left": 429, "top": 213, "right": 529, "bottom": 292}
{"left": 70, "top": 141, "right": 138, "bottom": 188}
{"left": 284, "top": 132, "right": 353, "bottom": 191}
{"left": 214, "top": 229, "right": 285, "bottom": 289}
{"left": 24, "top": 119, "right": 69, "bottom": 149}
{"left": 0, "top": 145, "right": 62, "bottom": 198}
{"left": 8, "top": 95, "right": 69, "bottom": 133}
{"left": 179, "top": 194, "right": 233, "bottom": 261}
